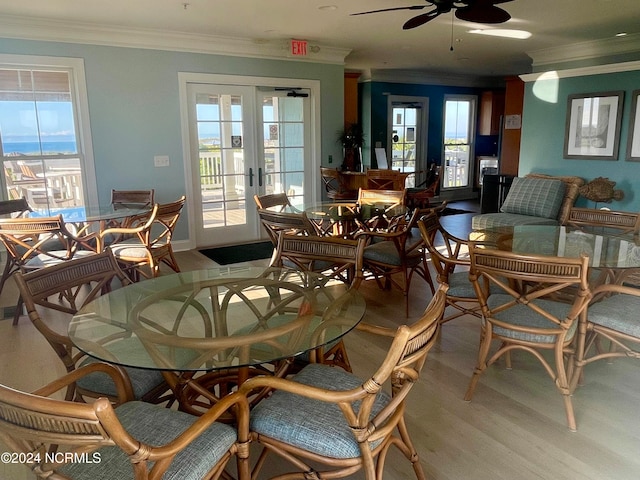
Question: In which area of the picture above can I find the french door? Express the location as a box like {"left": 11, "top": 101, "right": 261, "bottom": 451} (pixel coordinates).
{"left": 186, "top": 82, "right": 312, "bottom": 248}
{"left": 388, "top": 96, "right": 429, "bottom": 188}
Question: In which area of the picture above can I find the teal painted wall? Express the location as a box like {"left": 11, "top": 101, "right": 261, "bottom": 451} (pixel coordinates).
{"left": 0, "top": 38, "right": 345, "bottom": 240}
{"left": 520, "top": 68, "right": 640, "bottom": 210}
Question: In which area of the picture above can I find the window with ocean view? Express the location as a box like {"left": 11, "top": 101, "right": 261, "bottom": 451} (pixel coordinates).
{"left": 0, "top": 67, "right": 85, "bottom": 212}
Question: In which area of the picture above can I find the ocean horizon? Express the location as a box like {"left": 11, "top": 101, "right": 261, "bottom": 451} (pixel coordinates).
{"left": 2, "top": 140, "right": 77, "bottom": 155}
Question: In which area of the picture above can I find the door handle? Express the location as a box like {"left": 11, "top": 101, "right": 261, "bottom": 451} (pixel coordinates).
{"left": 249, "top": 167, "right": 254, "bottom": 187}
{"left": 258, "top": 168, "right": 263, "bottom": 187}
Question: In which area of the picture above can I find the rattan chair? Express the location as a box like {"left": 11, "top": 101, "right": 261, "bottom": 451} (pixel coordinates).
{"left": 13, "top": 250, "right": 171, "bottom": 405}
{"left": 416, "top": 208, "right": 494, "bottom": 325}
{"left": 238, "top": 285, "right": 447, "bottom": 480}
{"left": 464, "top": 246, "right": 592, "bottom": 432}
{"left": 0, "top": 364, "right": 250, "bottom": 480}
{"left": 257, "top": 208, "right": 318, "bottom": 247}
{"left": 366, "top": 169, "right": 406, "bottom": 190}
{"left": 99, "top": 196, "right": 186, "bottom": 280}
{"left": 320, "top": 167, "right": 358, "bottom": 200}
{"left": 572, "top": 281, "right": 640, "bottom": 393}
{"left": 253, "top": 192, "right": 293, "bottom": 212}
{"left": 270, "top": 232, "right": 367, "bottom": 371}
{"left": 0, "top": 196, "right": 32, "bottom": 295}
{"left": 567, "top": 207, "right": 640, "bottom": 234}
{"left": 110, "top": 188, "right": 155, "bottom": 207}
{"left": 0, "top": 214, "right": 95, "bottom": 324}
{"left": 357, "top": 207, "right": 436, "bottom": 317}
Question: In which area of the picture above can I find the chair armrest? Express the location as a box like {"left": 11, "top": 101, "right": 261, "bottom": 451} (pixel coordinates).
{"left": 32, "top": 362, "right": 135, "bottom": 404}
{"left": 144, "top": 391, "right": 251, "bottom": 463}
{"left": 355, "top": 322, "right": 397, "bottom": 338}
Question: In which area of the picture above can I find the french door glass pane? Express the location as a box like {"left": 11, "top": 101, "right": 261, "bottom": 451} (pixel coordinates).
{"left": 196, "top": 93, "right": 247, "bottom": 229}
{"left": 262, "top": 96, "right": 305, "bottom": 204}
{"left": 391, "top": 106, "right": 417, "bottom": 186}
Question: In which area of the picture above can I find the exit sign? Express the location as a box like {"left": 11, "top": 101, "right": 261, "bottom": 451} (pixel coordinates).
{"left": 290, "top": 39, "right": 308, "bottom": 56}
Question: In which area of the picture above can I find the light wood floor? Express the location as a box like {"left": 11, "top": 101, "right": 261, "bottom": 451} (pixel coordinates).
{"left": 1, "top": 211, "right": 640, "bottom": 479}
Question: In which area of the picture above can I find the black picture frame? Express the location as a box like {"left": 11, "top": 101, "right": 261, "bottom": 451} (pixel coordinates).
{"left": 563, "top": 91, "right": 624, "bottom": 160}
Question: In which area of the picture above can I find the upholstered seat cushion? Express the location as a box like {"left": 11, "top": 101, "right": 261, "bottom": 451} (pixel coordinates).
{"left": 363, "top": 240, "right": 401, "bottom": 265}
{"left": 250, "top": 363, "right": 391, "bottom": 459}
{"left": 500, "top": 177, "right": 566, "bottom": 220}
{"left": 24, "top": 249, "right": 95, "bottom": 269}
{"left": 588, "top": 295, "right": 640, "bottom": 338}
{"left": 59, "top": 401, "right": 237, "bottom": 480}
{"left": 78, "top": 357, "right": 166, "bottom": 400}
{"left": 487, "top": 294, "right": 576, "bottom": 343}
{"left": 471, "top": 213, "right": 559, "bottom": 230}
{"left": 109, "top": 238, "right": 167, "bottom": 259}
{"left": 446, "top": 271, "right": 505, "bottom": 298}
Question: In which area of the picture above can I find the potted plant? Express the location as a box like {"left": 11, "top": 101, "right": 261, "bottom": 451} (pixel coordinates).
{"left": 337, "top": 123, "right": 365, "bottom": 172}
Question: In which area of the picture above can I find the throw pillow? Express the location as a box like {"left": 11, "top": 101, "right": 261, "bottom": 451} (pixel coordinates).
{"left": 500, "top": 177, "right": 566, "bottom": 219}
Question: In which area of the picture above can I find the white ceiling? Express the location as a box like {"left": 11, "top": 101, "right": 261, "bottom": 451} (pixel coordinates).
{"left": 0, "top": 0, "right": 639, "bottom": 79}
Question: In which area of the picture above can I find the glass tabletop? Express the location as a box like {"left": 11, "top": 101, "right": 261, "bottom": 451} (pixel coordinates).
{"left": 470, "top": 224, "right": 640, "bottom": 269}
{"left": 29, "top": 203, "right": 150, "bottom": 223}
{"left": 69, "top": 266, "right": 366, "bottom": 371}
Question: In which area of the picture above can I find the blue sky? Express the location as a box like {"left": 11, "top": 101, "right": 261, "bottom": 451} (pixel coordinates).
{"left": 0, "top": 101, "right": 75, "bottom": 140}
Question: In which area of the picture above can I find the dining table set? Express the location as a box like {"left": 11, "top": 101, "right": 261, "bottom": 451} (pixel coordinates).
{"left": 68, "top": 265, "right": 366, "bottom": 417}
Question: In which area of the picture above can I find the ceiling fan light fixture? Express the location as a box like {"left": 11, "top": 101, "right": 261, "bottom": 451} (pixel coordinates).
{"left": 468, "top": 28, "right": 531, "bottom": 39}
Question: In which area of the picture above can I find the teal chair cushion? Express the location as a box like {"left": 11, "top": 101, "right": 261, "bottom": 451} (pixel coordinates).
{"left": 588, "top": 295, "right": 640, "bottom": 338}
{"left": 487, "top": 294, "right": 576, "bottom": 343}
{"left": 250, "top": 363, "right": 391, "bottom": 459}
{"left": 59, "top": 401, "right": 237, "bottom": 480}
{"left": 471, "top": 213, "right": 559, "bottom": 230}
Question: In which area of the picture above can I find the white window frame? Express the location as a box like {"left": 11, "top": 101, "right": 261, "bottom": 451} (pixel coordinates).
{"left": 442, "top": 94, "right": 477, "bottom": 194}
{"left": 0, "top": 54, "right": 97, "bottom": 206}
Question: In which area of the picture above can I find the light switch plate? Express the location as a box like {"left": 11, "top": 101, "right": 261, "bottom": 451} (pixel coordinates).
{"left": 154, "top": 155, "right": 170, "bottom": 167}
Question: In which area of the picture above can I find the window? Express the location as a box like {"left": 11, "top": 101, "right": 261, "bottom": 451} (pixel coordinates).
{"left": 442, "top": 96, "right": 476, "bottom": 189}
{"left": 0, "top": 56, "right": 96, "bottom": 213}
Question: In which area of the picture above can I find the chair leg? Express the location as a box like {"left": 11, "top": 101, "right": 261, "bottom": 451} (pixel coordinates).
{"left": 394, "top": 416, "right": 427, "bottom": 480}
{"left": 555, "top": 343, "right": 577, "bottom": 432}
{"left": 464, "top": 324, "right": 492, "bottom": 401}
{"left": 12, "top": 294, "right": 23, "bottom": 326}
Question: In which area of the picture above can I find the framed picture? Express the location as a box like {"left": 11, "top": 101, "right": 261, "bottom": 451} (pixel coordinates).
{"left": 626, "top": 89, "right": 640, "bottom": 161}
{"left": 563, "top": 91, "right": 624, "bottom": 160}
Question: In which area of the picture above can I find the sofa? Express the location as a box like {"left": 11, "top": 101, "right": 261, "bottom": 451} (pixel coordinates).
{"left": 472, "top": 173, "right": 585, "bottom": 230}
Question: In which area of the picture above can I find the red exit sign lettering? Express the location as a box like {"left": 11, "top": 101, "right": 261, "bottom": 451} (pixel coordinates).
{"left": 290, "top": 39, "right": 308, "bottom": 56}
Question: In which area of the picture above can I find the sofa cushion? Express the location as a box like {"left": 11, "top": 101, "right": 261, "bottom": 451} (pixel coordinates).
{"left": 525, "top": 173, "right": 585, "bottom": 224}
{"left": 472, "top": 213, "right": 559, "bottom": 230}
{"left": 500, "top": 177, "right": 566, "bottom": 220}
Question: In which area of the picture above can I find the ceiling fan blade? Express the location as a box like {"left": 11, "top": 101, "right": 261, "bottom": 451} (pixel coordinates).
{"left": 403, "top": 8, "right": 440, "bottom": 29}
{"left": 351, "top": 5, "right": 426, "bottom": 16}
{"left": 455, "top": 5, "right": 511, "bottom": 23}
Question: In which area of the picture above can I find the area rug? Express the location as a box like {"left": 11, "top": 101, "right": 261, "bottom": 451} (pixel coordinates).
{"left": 200, "top": 241, "right": 274, "bottom": 265}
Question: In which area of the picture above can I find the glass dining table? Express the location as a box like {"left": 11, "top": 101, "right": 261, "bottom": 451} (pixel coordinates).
{"left": 68, "top": 266, "right": 366, "bottom": 416}
{"left": 290, "top": 201, "right": 408, "bottom": 237}
{"left": 470, "top": 224, "right": 640, "bottom": 281}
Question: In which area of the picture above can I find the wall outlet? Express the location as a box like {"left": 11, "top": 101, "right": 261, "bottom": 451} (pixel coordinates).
{"left": 328, "top": 154, "right": 333, "bottom": 164}
{"left": 154, "top": 155, "right": 170, "bottom": 167}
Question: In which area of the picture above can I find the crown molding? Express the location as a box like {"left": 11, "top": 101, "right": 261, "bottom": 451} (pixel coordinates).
{"left": 520, "top": 59, "right": 640, "bottom": 82}
{"left": 528, "top": 33, "right": 640, "bottom": 68}
{"left": 0, "top": 14, "right": 351, "bottom": 65}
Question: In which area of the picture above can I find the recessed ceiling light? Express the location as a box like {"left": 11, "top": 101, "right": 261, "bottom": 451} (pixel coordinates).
{"left": 318, "top": 5, "right": 338, "bottom": 11}
{"left": 468, "top": 29, "right": 532, "bottom": 40}
{"left": 616, "top": 32, "right": 628, "bottom": 37}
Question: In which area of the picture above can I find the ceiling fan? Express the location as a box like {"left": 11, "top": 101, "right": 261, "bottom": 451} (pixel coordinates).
{"left": 351, "top": 0, "right": 514, "bottom": 30}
